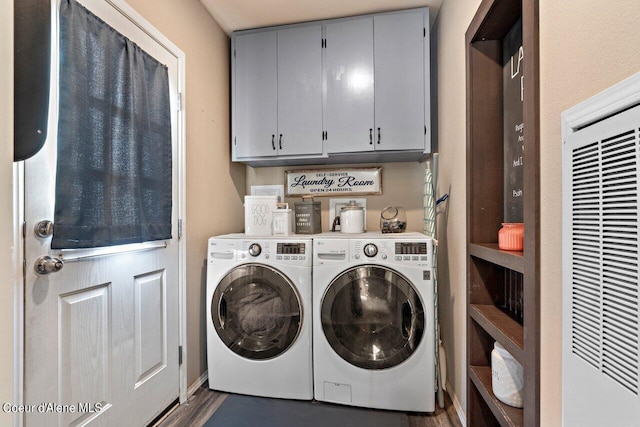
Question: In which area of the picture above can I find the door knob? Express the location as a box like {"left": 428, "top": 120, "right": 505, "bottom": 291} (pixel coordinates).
{"left": 34, "top": 256, "right": 64, "bottom": 275}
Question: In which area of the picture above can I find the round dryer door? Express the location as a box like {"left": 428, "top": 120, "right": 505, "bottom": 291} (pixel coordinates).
{"left": 321, "top": 265, "right": 425, "bottom": 370}
{"left": 211, "top": 264, "right": 302, "bottom": 360}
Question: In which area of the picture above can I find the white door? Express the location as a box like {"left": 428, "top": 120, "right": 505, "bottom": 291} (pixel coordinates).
{"left": 276, "top": 25, "right": 323, "bottom": 156}
{"left": 234, "top": 31, "right": 278, "bottom": 158}
{"left": 24, "top": 1, "right": 181, "bottom": 426}
{"left": 373, "top": 11, "right": 425, "bottom": 151}
{"left": 325, "top": 17, "right": 375, "bottom": 154}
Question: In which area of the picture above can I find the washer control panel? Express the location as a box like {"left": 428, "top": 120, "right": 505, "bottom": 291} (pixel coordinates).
{"left": 208, "top": 238, "right": 311, "bottom": 267}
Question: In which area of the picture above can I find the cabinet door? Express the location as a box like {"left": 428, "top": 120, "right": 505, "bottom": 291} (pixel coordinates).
{"left": 374, "top": 11, "right": 425, "bottom": 151}
{"left": 277, "top": 25, "right": 323, "bottom": 156}
{"left": 234, "top": 31, "right": 278, "bottom": 158}
{"left": 325, "top": 17, "right": 375, "bottom": 154}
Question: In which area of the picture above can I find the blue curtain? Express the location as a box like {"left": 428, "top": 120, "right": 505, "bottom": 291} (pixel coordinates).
{"left": 52, "top": 0, "right": 172, "bottom": 249}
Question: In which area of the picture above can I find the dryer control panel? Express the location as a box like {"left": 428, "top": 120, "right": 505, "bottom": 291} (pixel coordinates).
{"left": 351, "top": 239, "right": 432, "bottom": 267}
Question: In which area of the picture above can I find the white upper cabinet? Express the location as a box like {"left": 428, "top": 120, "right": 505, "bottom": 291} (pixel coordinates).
{"left": 374, "top": 11, "right": 426, "bottom": 151}
{"left": 233, "top": 25, "right": 323, "bottom": 160}
{"left": 326, "top": 10, "right": 427, "bottom": 154}
{"left": 325, "top": 17, "right": 375, "bottom": 154}
{"left": 234, "top": 31, "right": 278, "bottom": 158}
{"left": 277, "top": 25, "right": 323, "bottom": 156}
{"left": 232, "top": 8, "right": 431, "bottom": 166}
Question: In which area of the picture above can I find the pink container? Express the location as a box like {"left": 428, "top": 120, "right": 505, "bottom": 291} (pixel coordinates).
{"left": 498, "top": 223, "right": 524, "bottom": 251}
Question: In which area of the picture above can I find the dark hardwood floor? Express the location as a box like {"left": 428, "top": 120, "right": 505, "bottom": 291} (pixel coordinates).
{"left": 155, "top": 384, "right": 462, "bottom": 427}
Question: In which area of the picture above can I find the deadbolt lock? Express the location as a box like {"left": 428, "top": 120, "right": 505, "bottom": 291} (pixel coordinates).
{"left": 34, "top": 220, "right": 54, "bottom": 238}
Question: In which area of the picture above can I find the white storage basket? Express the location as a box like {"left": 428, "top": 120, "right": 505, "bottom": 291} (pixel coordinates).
{"left": 491, "top": 341, "right": 523, "bottom": 408}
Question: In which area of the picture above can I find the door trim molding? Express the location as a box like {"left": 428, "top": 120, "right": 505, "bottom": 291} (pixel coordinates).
{"left": 13, "top": 164, "right": 25, "bottom": 427}
{"left": 15, "top": 1, "right": 189, "bottom": 422}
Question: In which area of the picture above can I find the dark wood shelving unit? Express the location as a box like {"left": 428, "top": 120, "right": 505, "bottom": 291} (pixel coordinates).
{"left": 470, "top": 305, "right": 524, "bottom": 363}
{"left": 465, "top": 0, "right": 539, "bottom": 426}
{"left": 469, "top": 243, "right": 523, "bottom": 273}
{"left": 470, "top": 366, "right": 524, "bottom": 427}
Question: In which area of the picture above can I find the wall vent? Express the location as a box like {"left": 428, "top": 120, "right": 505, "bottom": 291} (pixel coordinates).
{"left": 569, "top": 125, "right": 640, "bottom": 395}
{"left": 563, "top": 74, "right": 640, "bottom": 426}
{"left": 570, "top": 140, "right": 602, "bottom": 370}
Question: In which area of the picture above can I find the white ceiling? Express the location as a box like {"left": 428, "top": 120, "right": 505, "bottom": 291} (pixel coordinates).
{"left": 200, "top": 0, "right": 443, "bottom": 34}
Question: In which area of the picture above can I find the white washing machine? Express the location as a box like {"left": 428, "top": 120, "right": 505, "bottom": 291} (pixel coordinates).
{"left": 313, "top": 232, "right": 435, "bottom": 412}
{"left": 206, "top": 234, "right": 313, "bottom": 399}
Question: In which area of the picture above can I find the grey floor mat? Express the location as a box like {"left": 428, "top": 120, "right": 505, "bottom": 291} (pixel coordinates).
{"left": 203, "top": 394, "right": 410, "bottom": 427}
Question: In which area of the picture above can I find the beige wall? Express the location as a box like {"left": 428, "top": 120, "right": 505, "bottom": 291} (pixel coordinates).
{"left": 432, "top": 0, "right": 481, "bottom": 417}
{"left": 246, "top": 162, "right": 428, "bottom": 233}
{"left": 1, "top": 0, "right": 13, "bottom": 424}
{"left": 126, "top": 0, "right": 246, "bottom": 386}
{"left": 539, "top": 0, "right": 640, "bottom": 424}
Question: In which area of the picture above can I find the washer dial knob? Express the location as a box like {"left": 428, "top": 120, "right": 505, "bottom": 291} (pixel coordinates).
{"left": 363, "top": 243, "right": 378, "bottom": 258}
{"left": 248, "top": 243, "right": 262, "bottom": 257}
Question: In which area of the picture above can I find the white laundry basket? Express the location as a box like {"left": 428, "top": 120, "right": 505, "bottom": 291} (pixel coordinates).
{"left": 491, "top": 341, "right": 523, "bottom": 408}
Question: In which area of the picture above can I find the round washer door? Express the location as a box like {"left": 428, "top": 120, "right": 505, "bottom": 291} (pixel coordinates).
{"left": 211, "top": 264, "right": 302, "bottom": 360}
{"left": 321, "top": 265, "right": 424, "bottom": 370}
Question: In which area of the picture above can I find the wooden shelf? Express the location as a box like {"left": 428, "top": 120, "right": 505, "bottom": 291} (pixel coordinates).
{"left": 469, "top": 243, "right": 523, "bottom": 273}
{"left": 469, "top": 366, "right": 523, "bottom": 427}
{"left": 470, "top": 304, "right": 524, "bottom": 363}
{"left": 466, "top": 0, "right": 539, "bottom": 425}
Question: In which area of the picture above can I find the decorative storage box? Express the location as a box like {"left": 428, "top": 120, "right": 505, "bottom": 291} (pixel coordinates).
{"left": 294, "top": 200, "right": 321, "bottom": 234}
{"left": 244, "top": 195, "right": 278, "bottom": 236}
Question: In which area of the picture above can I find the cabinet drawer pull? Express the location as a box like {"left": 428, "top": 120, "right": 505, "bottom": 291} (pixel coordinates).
{"left": 279, "top": 134, "right": 283, "bottom": 150}
{"left": 377, "top": 127, "right": 381, "bottom": 144}
{"left": 272, "top": 134, "right": 275, "bottom": 150}
{"left": 369, "top": 128, "right": 373, "bottom": 145}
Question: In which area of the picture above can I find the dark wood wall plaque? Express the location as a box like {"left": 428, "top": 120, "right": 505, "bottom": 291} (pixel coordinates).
{"left": 503, "top": 18, "right": 524, "bottom": 223}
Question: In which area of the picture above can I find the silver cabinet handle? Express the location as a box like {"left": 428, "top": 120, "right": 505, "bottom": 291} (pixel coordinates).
{"left": 34, "top": 256, "right": 64, "bottom": 275}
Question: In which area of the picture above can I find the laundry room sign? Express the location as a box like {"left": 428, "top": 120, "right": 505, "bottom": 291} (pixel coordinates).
{"left": 285, "top": 167, "right": 382, "bottom": 196}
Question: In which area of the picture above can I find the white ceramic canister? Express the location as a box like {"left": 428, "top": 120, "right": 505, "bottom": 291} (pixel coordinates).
{"left": 339, "top": 200, "right": 365, "bottom": 234}
{"left": 272, "top": 204, "right": 292, "bottom": 236}
{"left": 491, "top": 341, "right": 524, "bottom": 408}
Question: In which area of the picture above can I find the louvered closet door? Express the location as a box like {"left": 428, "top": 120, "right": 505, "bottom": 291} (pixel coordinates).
{"left": 563, "top": 104, "right": 640, "bottom": 426}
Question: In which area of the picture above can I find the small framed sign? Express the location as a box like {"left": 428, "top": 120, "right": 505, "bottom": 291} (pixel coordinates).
{"left": 285, "top": 167, "right": 382, "bottom": 197}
